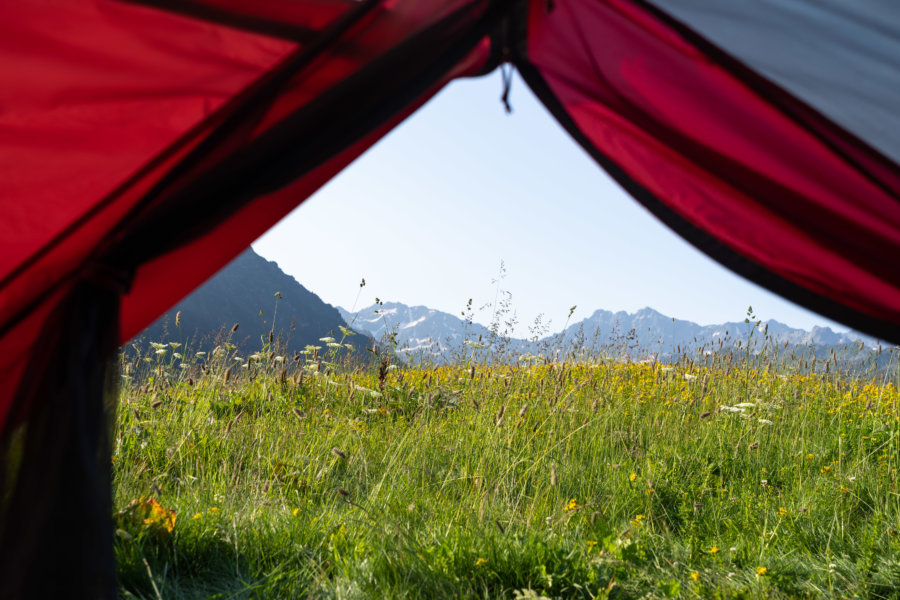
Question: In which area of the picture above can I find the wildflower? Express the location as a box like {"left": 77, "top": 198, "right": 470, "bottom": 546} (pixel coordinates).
{"left": 690, "top": 571, "right": 700, "bottom": 581}
{"left": 806, "top": 453, "right": 814, "bottom": 460}
{"left": 475, "top": 557, "right": 487, "bottom": 567}
{"left": 708, "top": 546, "right": 720, "bottom": 554}
{"left": 586, "top": 540, "right": 598, "bottom": 552}
{"left": 293, "top": 508, "right": 300, "bottom": 516}
{"left": 756, "top": 566, "right": 767, "bottom": 576}
{"left": 758, "top": 418, "right": 773, "bottom": 425}
{"left": 192, "top": 513, "right": 202, "bottom": 520}
{"left": 209, "top": 507, "right": 218, "bottom": 514}
{"left": 630, "top": 514, "right": 645, "bottom": 527}
{"left": 630, "top": 472, "right": 637, "bottom": 482}
{"left": 564, "top": 498, "right": 578, "bottom": 511}
{"left": 778, "top": 507, "right": 788, "bottom": 517}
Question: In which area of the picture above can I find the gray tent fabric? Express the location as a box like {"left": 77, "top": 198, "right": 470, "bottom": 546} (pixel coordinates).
{"left": 649, "top": 0, "right": 900, "bottom": 163}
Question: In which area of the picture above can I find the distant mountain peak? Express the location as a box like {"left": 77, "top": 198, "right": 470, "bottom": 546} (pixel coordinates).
{"left": 341, "top": 300, "right": 882, "bottom": 363}
{"left": 138, "top": 254, "right": 884, "bottom": 367}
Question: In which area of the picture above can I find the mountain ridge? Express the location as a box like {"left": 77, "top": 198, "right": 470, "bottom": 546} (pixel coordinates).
{"left": 135, "top": 249, "right": 885, "bottom": 368}
{"left": 136, "top": 248, "right": 371, "bottom": 355}
{"left": 339, "top": 301, "right": 882, "bottom": 363}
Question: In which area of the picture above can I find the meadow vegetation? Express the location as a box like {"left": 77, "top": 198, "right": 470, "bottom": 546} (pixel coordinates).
{"left": 115, "top": 326, "right": 900, "bottom": 598}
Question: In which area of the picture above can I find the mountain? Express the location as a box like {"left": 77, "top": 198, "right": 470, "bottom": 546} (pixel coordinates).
{"left": 337, "top": 302, "right": 496, "bottom": 360}
{"left": 339, "top": 301, "right": 885, "bottom": 366}
{"left": 553, "top": 307, "right": 877, "bottom": 358}
{"left": 135, "top": 248, "right": 369, "bottom": 355}
{"left": 134, "top": 250, "right": 886, "bottom": 370}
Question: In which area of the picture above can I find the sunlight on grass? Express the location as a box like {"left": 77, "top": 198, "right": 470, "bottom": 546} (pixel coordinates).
{"left": 114, "top": 332, "right": 900, "bottom": 598}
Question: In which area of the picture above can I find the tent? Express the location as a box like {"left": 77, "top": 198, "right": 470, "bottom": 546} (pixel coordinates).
{"left": 2, "top": 0, "right": 899, "bottom": 595}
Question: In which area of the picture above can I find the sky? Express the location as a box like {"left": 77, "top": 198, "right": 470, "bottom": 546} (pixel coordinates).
{"left": 253, "top": 70, "right": 848, "bottom": 337}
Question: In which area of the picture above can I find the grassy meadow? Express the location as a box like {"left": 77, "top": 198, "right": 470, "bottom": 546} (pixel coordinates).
{"left": 114, "top": 334, "right": 900, "bottom": 598}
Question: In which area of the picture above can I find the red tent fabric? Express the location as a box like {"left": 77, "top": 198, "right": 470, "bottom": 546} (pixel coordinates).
{"left": 2, "top": 0, "right": 899, "bottom": 595}
{"left": 520, "top": 0, "right": 900, "bottom": 339}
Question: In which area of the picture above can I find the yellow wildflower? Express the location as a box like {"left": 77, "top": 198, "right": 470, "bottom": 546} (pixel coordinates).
{"left": 475, "top": 557, "right": 487, "bottom": 567}
{"left": 708, "top": 546, "right": 720, "bottom": 554}
{"left": 690, "top": 571, "right": 700, "bottom": 581}
{"left": 756, "top": 566, "right": 767, "bottom": 576}
{"left": 141, "top": 497, "right": 176, "bottom": 533}
{"left": 630, "top": 472, "right": 637, "bottom": 482}
{"left": 564, "top": 498, "right": 578, "bottom": 511}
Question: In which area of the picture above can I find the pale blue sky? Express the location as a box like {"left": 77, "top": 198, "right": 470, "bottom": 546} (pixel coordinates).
{"left": 254, "top": 70, "right": 846, "bottom": 336}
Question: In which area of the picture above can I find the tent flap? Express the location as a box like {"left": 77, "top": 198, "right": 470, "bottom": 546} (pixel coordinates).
{"left": 4, "top": 0, "right": 900, "bottom": 594}
{"left": 519, "top": 0, "right": 900, "bottom": 343}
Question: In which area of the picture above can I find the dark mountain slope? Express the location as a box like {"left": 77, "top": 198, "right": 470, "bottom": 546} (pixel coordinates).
{"left": 135, "top": 248, "right": 368, "bottom": 354}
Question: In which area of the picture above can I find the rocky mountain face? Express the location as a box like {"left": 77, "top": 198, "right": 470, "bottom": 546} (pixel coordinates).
{"left": 337, "top": 302, "right": 496, "bottom": 361}
{"left": 549, "top": 307, "right": 877, "bottom": 357}
{"left": 340, "top": 302, "right": 887, "bottom": 367}
{"left": 135, "top": 249, "right": 370, "bottom": 355}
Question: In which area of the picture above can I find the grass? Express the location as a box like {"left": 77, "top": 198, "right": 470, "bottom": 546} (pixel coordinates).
{"left": 113, "top": 339, "right": 900, "bottom": 598}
